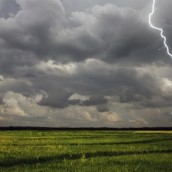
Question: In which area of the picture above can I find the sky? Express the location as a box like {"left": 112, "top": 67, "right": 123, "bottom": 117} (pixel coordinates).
{"left": 0, "top": 0, "right": 172, "bottom": 127}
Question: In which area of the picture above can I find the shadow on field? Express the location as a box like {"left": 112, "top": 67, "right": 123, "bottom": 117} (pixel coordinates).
{"left": 1, "top": 149, "right": 172, "bottom": 168}
{"left": 67, "top": 137, "right": 172, "bottom": 146}
{"left": 18, "top": 135, "right": 129, "bottom": 140}
{"left": 8, "top": 137, "right": 172, "bottom": 147}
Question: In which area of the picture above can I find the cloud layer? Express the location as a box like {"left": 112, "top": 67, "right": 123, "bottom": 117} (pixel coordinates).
{"left": 0, "top": 0, "right": 172, "bottom": 127}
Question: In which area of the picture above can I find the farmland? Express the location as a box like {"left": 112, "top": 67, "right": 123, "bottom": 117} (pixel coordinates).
{"left": 0, "top": 130, "right": 172, "bottom": 172}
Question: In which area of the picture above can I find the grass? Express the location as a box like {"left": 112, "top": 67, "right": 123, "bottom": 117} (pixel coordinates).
{"left": 0, "top": 130, "right": 172, "bottom": 171}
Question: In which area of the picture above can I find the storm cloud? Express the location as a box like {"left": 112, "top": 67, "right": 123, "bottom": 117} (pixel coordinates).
{"left": 0, "top": 0, "right": 172, "bottom": 127}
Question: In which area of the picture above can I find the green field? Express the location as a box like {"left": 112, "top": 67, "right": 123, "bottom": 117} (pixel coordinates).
{"left": 0, "top": 130, "right": 172, "bottom": 172}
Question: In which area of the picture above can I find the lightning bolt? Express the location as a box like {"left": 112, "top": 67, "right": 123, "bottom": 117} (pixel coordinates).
{"left": 149, "top": 0, "right": 172, "bottom": 58}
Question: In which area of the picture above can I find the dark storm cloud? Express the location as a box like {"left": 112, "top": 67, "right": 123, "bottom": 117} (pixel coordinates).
{"left": 53, "top": 3, "right": 171, "bottom": 64}
{"left": 0, "top": 0, "right": 65, "bottom": 57}
{"left": 62, "top": 0, "right": 151, "bottom": 14}
{"left": 40, "top": 88, "right": 73, "bottom": 108}
{"left": 68, "top": 95, "right": 108, "bottom": 106}
{"left": 1, "top": 0, "right": 172, "bottom": 127}
{"left": 152, "top": 0, "right": 172, "bottom": 52}
{"left": 69, "top": 62, "right": 162, "bottom": 98}
{"left": 96, "top": 104, "right": 109, "bottom": 112}
{"left": 152, "top": 0, "right": 172, "bottom": 26}
{"left": 82, "top": 96, "right": 108, "bottom": 106}
{"left": 0, "top": 77, "right": 32, "bottom": 96}
{"left": 0, "top": 0, "right": 20, "bottom": 18}
{"left": 27, "top": 59, "right": 169, "bottom": 109}
{"left": 0, "top": 49, "right": 38, "bottom": 76}
{"left": 0, "top": 0, "right": 171, "bottom": 65}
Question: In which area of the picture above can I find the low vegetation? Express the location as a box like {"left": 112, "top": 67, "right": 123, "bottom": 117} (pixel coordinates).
{"left": 0, "top": 130, "right": 172, "bottom": 171}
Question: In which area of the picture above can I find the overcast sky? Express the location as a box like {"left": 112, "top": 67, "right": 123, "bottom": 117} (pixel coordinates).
{"left": 0, "top": 0, "right": 172, "bottom": 127}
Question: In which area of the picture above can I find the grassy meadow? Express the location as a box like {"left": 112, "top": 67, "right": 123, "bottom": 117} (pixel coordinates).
{"left": 0, "top": 130, "right": 172, "bottom": 172}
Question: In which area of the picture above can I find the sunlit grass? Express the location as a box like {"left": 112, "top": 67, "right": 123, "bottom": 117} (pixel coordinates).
{"left": 135, "top": 131, "right": 172, "bottom": 134}
{"left": 0, "top": 130, "right": 172, "bottom": 171}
